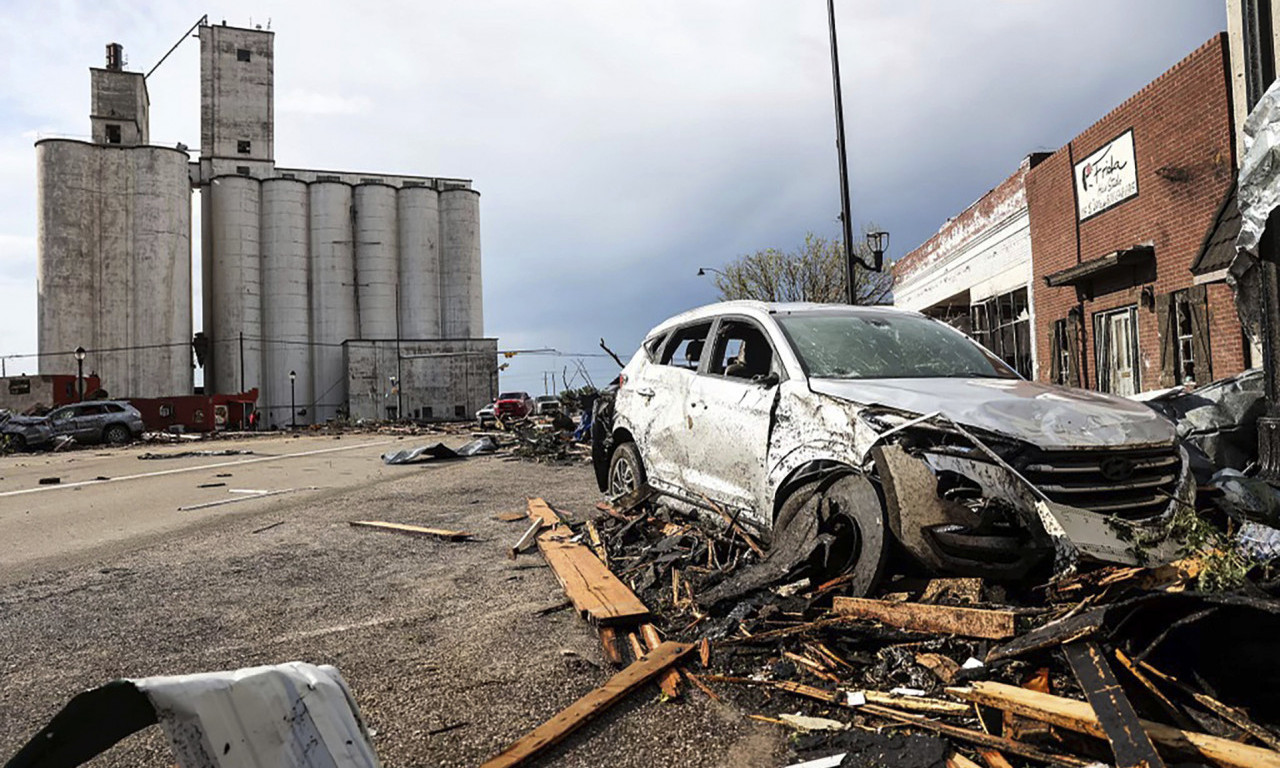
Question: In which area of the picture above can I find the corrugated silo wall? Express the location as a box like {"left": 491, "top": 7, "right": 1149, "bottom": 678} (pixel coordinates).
{"left": 36, "top": 140, "right": 192, "bottom": 398}
{"left": 207, "top": 175, "right": 263, "bottom": 397}
{"left": 354, "top": 184, "right": 399, "bottom": 340}
{"left": 260, "top": 178, "right": 313, "bottom": 426}
{"left": 309, "top": 182, "right": 358, "bottom": 422}
{"left": 439, "top": 188, "right": 483, "bottom": 338}
{"left": 397, "top": 185, "right": 441, "bottom": 338}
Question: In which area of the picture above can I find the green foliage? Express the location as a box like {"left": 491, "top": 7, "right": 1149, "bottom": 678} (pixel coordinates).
{"left": 1167, "top": 504, "right": 1257, "bottom": 592}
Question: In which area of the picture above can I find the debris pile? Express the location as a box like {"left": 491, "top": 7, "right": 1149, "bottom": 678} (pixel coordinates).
{"left": 492, "top": 492, "right": 1280, "bottom": 768}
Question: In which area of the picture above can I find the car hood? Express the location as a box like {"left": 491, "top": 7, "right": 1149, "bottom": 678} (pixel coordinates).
{"left": 808, "top": 377, "right": 1176, "bottom": 449}
{"left": 3, "top": 414, "right": 49, "bottom": 426}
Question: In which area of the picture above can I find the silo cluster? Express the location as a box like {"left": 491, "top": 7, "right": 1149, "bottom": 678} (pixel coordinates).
{"left": 36, "top": 139, "right": 193, "bottom": 398}
{"left": 203, "top": 178, "right": 482, "bottom": 426}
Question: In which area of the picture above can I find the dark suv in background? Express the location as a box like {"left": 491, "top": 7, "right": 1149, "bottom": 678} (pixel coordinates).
{"left": 0, "top": 401, "right": 146, "bottom": 450}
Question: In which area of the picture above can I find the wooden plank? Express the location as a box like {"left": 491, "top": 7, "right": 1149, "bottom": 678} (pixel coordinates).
{"left": 950, "top": 681, "right": 1280, "bottom": 768}
{"left": 598, "top": 627, "right": 624, "bottom": 667}
{"left": 640, "top": 624, "right": 681, "bottom": 698}
{"left": 479, "top": 641, "right": 694, "bottom": 768}
{"left": 1063, "top": 641, "right": 1166, "bottom": 768}
{"left": 985, "top": 607, "right": 1106, "bottom": 662}
{"left": 348, "top": 520, "right": 472, "bottom": 540}
{"left": 976, "top": 749, "right": 1015, "bottom": 768}
{"left": 832, "top": 596, "right": 1015, "bottom": 640}
{"left": 1112, "top": 649, "right": 1198, "bottom": 731}
{"left": 859, "top": 704, "right": 1092, "bottom": 767}
{"left": 527, "top": 498, "right": 649, "bottom": 625}
{"left": 1128, "top": 653, "right": 1280, "bottom": 750}
{"left": 947, "top": 753, "right": 985, "bottom": 768}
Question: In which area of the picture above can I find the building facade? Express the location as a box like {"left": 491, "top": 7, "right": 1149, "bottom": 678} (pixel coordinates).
{"left": 893, "top": 154, "right": 1047, "bottom": 378}
{"left": 1029, "top": 34, "right": 1246, "bottom": 395}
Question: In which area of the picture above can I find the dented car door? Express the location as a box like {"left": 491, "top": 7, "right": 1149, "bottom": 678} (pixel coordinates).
{"left": 681, "top": 317, "right": 780, "bottom": 523}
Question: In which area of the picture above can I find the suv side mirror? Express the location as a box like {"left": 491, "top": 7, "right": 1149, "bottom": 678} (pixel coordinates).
{"left": 752, "top": 372, "right": 780, "bottom": 388}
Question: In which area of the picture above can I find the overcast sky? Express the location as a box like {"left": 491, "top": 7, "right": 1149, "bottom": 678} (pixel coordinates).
{"left": 0, "top": 1, "right": 1227, "bottom": 395}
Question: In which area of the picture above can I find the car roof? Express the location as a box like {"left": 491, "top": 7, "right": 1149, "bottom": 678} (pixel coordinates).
{"left": 642, "top": 301, "right": 921, "bottom": 340}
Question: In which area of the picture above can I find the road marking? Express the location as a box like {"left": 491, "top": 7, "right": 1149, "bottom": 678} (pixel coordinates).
{"left": 0, "top": 440, "right": 397, "bottom": 499}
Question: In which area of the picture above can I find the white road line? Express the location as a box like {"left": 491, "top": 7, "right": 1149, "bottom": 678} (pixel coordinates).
{"left": 0, "top": 440, "right": 397, "bottom": 499}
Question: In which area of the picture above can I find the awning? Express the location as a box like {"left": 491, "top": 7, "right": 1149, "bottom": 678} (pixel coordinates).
{"left": 1044, "top": 244, "right": 1154, "bottom": 288}
{"left": 1190, "top": 182, "right": 1240, "bottom": 276}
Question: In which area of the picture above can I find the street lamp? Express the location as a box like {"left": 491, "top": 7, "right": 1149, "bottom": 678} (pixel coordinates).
{"left": 865, "top": 231, "right": 889, "bottom": 272}
{"left": 697, "top": 267, "right": 726, "bottom": 278}
{"left": 74, "top": 346, "right": 86, "bottom": 402}
{"left": 289, "top": 370, "right": 297, "bottom": 430}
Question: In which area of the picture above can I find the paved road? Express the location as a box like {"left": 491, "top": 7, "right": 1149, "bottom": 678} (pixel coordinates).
{"left": 0, "top": 433, "right": 398, "bottom": 582}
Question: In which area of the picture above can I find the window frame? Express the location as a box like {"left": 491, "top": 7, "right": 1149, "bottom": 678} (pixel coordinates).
{"left": 657, "top": 321, "right": 714, "bottom": 372}
{"left": 702, "top": 315, "right": 782, "bottom": 383}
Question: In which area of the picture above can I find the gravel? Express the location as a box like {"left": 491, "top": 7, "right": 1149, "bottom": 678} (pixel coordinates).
{"left": 0, "top": 454, "right": 787, "bottom": 767}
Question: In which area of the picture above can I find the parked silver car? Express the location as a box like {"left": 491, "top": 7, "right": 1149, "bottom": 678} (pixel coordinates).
{"left": 0, "top": 400, "right": 145, "bottom": 450}
{"left": 592, "top": 301, "right": 1189, "bottom": 595}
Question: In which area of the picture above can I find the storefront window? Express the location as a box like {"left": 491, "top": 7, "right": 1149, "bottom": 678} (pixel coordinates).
{"left": 968, "top": 287, "right": 1033, "bottom": 378}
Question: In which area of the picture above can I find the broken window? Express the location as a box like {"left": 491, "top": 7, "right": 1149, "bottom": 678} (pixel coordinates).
{"left": 1156, "top": 287, "right": 1211, "bottom": 387}
{"left": 659, "top": 322, "right": 712, "bottom": 371}
{"left": 1093, "top": 306, "right": 1139, "bottom": 396}
{"left": 236, "top": 166, "right": 251, "bottom": 176}
{"left": 969, "top": 288, "right": 1032, "bottom": 378}
{"left": 1049, "top": 314, "right": 1083, "bottom": 387}
{"left": 707, "top": 319, "right": 776, "bottom": 380}
{"left": 105, "top": 124, "right": 122, "bottom": 144}
{"left": 454, "top": 405, "right": 465, "bottom": 418}
{"left": 775, "top": 312, "right": 1017, "bottom": 380}
{"left": 642, "top": 332, "right": 668, "bottom": 362}
{"left": 237, "top": 48, "right": 251, "bottom": 62}
{"left": 237, "top": 139, "right": 252, "bottom": 154}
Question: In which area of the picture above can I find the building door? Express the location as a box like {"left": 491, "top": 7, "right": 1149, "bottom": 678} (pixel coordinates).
{"left": 1095, "top": 307, "right": 1139, "bottom": 396}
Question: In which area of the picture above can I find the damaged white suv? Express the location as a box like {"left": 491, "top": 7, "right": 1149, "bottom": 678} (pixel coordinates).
{"left": 592, "top": 302, "right": 1190, "bottom": 595}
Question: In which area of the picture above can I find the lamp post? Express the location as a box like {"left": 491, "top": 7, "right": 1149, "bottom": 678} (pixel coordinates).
{"left": 865, "top": 231, "right": 889, "bottom": 273}
{"left": 74, "top": 346, "right": 86, "bottom": 402}
{"left": 289, "top": 370, "right": 296, "bottom": 430}
{"left": 696, "top": 267, "right": 726, "bottom": 278}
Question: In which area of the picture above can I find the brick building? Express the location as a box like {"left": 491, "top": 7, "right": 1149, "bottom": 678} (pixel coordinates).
{"left": 1028, "top": 34, "right": 1248, "bottom": 396}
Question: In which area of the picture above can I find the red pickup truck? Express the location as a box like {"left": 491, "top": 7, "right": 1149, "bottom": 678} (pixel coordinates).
{"left": 494, "top": 391, "right": 534, "bottom": 420}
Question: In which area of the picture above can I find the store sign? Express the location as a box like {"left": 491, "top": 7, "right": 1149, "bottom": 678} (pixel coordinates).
{"left": 1074, "top": 130, "right": 1138, "bottom": 220}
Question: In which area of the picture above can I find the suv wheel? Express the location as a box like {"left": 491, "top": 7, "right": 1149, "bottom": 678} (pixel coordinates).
{"left": 774, "top": 473, "right": 888, "bottom": 596}
{"left": 1, "top": 433, "right": 25, "bottom": 452}
{"left": 103, "top": 424, "right": 131, "bottom": 445}
{"left": 608, "top": 441, "right": 646, "bottom": 497}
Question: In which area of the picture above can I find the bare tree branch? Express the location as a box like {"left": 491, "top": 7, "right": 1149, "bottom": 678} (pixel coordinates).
{"left": 712, "top": 229, "right": 893, "bottom": 305}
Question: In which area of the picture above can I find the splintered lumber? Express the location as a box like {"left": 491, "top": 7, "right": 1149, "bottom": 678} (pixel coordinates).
{"left": 1128, "top": 653, "right": 1280, "bottom": 750}
{"left": 947, "top": 754, "right": 985, "bottom": 768}
{"left": 860, "top": 703, "right": 1093, "bottom": 767}
{"left": 1063, "top": 641, "right": 1165, "bottom": 768}
{"left": 640, "top": 624, "right": 681, "bottom": 697}
{"left": 526, "top": 498, "right": 649, "bottom": 625}
{"left": 950, "top": 681, "right": 1280, "bottom": 768}
{"left": 598, "top": 627, "right": 624, "bottom": 667}
{"left": 1112, "top": 649, "right": 1197, "bottom": 731}
{"left": 832, "top": 596, "right": 1016, "bottom": 640}
{"left": 348, "top": 520, "right": 472, "bottom": 541}
{"left": 479, "top": 641, "right": 694, "bottom": 768}
{"left": 702, "top": 493, "right": 765, "bottom": 557}
{"left": 509, "top": 519, "right": 545, "bottom": 559}
{"left": 985, "top": 607, "right": 1106, "bottom": 662}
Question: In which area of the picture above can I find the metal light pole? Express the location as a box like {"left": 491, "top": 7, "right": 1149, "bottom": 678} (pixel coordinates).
{"left": 827, "top": 0, "right": 858, "bottom": 303}
{"left": 74, "top": 346, "right": 86, "bottom": 402}
{"left": 866, "top": 231, "right": 889, "bottom": 273}
{"left": 289, "top": 370, "right": 297, "bottom": 430}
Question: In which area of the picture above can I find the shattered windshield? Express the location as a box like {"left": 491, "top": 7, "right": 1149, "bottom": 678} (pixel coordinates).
{"left": 776, "top": 312, "right": 1019, "bottom": 380}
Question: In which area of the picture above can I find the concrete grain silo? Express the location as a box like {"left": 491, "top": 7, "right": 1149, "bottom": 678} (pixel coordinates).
{"left": 353, "top": 184, "right": 399, "bottom": 340}
{"left": 205, "top": 175, "right": 263, "bottom": 396}
{"left": 439, "top": 188, "right": 483, "bottom": 338}
{"left": 260, "top": 178, "right": 312, "bottom": 425}
{"left": 396, "top": 185, "right": 441, "bottom": 339}
{"left": 309, "top": 181, "right": 357, "bottom": 422}
{"left": 36, "top": 138, "right": 192, "bottom": 398}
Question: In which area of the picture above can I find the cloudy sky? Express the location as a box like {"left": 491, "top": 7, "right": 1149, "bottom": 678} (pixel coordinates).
{"left": 0, "top": 1, "right": 1226, "bottom": 394}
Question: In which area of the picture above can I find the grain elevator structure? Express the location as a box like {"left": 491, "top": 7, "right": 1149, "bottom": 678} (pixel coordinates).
{"left": 36, "top": 21, "right": 496, "bottom": 425}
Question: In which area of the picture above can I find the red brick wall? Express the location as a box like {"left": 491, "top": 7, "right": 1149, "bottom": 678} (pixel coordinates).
{"left": 1027, "top": 33, "right": 1244, "bottom": 390}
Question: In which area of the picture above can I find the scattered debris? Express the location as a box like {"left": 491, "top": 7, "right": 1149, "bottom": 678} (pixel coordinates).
{"left": 196, "top": 482, "right": 226, "bottom": 488}
{"left": 250, "top": 520, "right": 285, "bottom": 534}
{"left": 138, "top": 449, "right": 254, "bottom": 460}
{"left": 176, "top": 487, "right": 313, "bottom": 511}
{"left": 348, "top": 520, "right": 473, "bottom": 541}
{"left": 37, "top": 477, "right": 59, "bottom": 485}
{"left": 479, "top": 641, "right": 694, "bottom": 768}
{"left": 831, "top": 597, "right": 1017, "bottom": 640}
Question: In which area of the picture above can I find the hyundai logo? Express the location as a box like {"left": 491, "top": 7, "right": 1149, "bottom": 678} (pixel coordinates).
{"left": 1099, "top": 456, "right": 1135, "bottom": 482}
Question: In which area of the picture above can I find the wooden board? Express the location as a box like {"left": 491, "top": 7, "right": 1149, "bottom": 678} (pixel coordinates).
{"left": 348, "top": 520, "right": 472, "bottom": 541}
{"left": 640, "top": 624, "right": 681, "bottom": 697}
{"left": 527, "top": 498, "right": 649, "bottom": 625}
{"left": 950, "top": 681, "right": 1280, "bottom": 768}
{"left": 832, "top": 597, "right": 1016, "bottom": 640}
{"left": 480, "top": 641, "right": 694, "bottom": 768}
{"left": 1062, "top": 641, "right": 1165, "bottom": 768}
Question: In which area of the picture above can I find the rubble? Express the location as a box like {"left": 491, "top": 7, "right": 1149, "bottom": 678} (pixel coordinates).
{"left": 489, "top": 486, "right": 1280, "bottom": 768}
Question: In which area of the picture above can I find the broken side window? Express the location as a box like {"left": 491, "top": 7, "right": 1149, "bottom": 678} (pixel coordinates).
{"left": 643, "top": 332, "right": 668, "bottom": 362}
{"left": 659, "top": 322, "right": 712, "bottom": 371}
{"left": 707, "top": 319, "right": 776, "bottom": 380}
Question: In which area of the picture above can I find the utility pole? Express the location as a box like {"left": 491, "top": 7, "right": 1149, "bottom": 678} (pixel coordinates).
{"left": 1241, "top": 0, "right": 1280, "bottom": 482}
{"left": 827, "top": 0, "right": 857, "bottom": 303}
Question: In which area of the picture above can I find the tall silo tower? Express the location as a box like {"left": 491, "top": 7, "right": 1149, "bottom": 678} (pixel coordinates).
{"left": 36, "top": 43, "right": 193, "bottom": 398}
